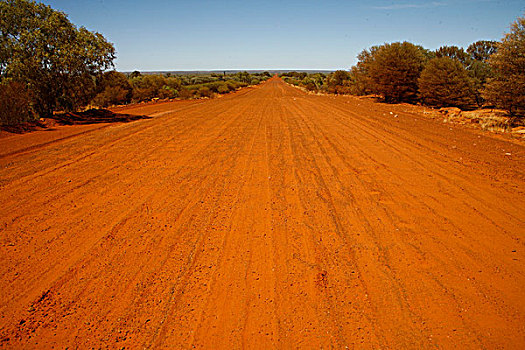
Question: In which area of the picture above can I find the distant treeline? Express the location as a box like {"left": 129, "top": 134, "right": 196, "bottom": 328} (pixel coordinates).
{"left": 0, "top": 0, "right": 270, "bottom": 126}
{"left": 93, "top": 70, "right": 271, "bottom": 108}
{"left": 282, "top": 14, "right": 524, "bottom": 119}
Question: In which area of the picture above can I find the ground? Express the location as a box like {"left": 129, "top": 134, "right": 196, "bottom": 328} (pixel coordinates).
{"left": 0, "top": 77, "right": 524, "bottom": 349}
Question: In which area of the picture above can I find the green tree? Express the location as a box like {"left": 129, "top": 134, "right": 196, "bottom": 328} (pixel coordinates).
{"left": 418, "top": 57, "right": 474, "bottom": 108}
{"left": 436, "top": 43, "right": 497, "bottom": 106}
{"left": 129, "top": 70, "right": 141, "bottom": 79}
{"left": 435, "top": 46, "right": 471, "bottom": 66}
{"left": 467, "top": 40, "right": 498, "bottom": 62}
{"left": 468, "top": 59, "right": 494, "bottom": 107}
{"left": 368, "top": 42, "right": 426, "bottom": 103}
{"left": 237, "top": 71, "right": 251, "bottom": 84}
{"left": 325, "top": 70, "right": 350, "bottom": 94}
{"left": 92, "top": 71, "right": 132, "bottom": 107}
{"left": 347, "top": 46, "right": 380, "bottom": 96}
{"left": 0, "top": 0, "right": 115, "bottom": 116}
{"left": 483, "top": 16, "right": 525, "bottom": 117}
{"left": 0, "top": 81, "right": 34, "bottom": 125}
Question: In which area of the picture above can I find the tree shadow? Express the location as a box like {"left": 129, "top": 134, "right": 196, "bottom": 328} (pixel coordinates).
{"left": 51, "top": 109, "right": 152, "bottom": 125}
{"left": 1, "top": 109, "right": 152, "bottom": 134}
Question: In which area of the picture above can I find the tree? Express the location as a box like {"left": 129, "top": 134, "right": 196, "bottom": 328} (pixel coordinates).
{"left": 129, "top": 70, "right": 141, "bottom": 79}
{"left": 0, "top": 0, "right": 115, "bottom": 116}
{"left": 92, "top": 71, "right": 132, "bottom": 107}
{"left": 347, "top": 46, "right": 380, "bottom": 96}
{"left": 237, "top": 71, "right": 251, "bottom": 84}
{"left": 0, "top": 81, "right": 34, "bottom": 125}
{"left": 368, "top": 42, "right": 427, "bottom": 103}
{"left": 325, "top": 70, "right": 350, "bottom": 94}
{"left": 435, "top": 46, "right": 471, "bottom": 67}
{"left": 418, "top": 57, "right": 474, "bottom": 108}
{"left": 468, "top": 59, "right": 494, "bottom": 107}
{"left": 467, "top": 40, "right": 498, "bottom": 62}
{"left": 483, "top": 16, "right": 525, "bottom": 117}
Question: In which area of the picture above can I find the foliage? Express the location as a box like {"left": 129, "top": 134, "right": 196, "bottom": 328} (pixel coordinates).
{"left": 280, "top": 72, "right": 327, "bottom": 93}
{"left": 0, "top": 0, "right": 115, "bottom": 116}
{"left": 279, "top": 71, "right": 307, "bottom": 80}
{"left": 92, "top": 86, "right": 130, "bottom": 108}
{"left": 236, "top": 71, "right": 251, "bottom": 84}
{"left": 198, "top": 86, "right": 212, "bottom": 98}
{"left": 325, "top": 70, "right": 351, "bottom": 94}
{"left": 92, "top": 71, "right": 132, "bottom": 107}
{"left": 435, "top": 46, "right": 471, "bottom": 66}
{"left": 367, "top": 42, "right": 426, "bottom": 102}
{"left": 128, "top": 74, "right": 182, "bottom": 102}
{"left": 418, "top": 57, "right": 474, "bottom": 108}
{"left": 467, "top": 60, "right": 493, "bottom": 107}
{"left": 129, "top": 70, "right": 141, "bottom": 79}
{"left": 483, "top": 16, "right": 525, "bottom": 117}
{"left": 467, "top": 40, "right": 498, "bottom": 62}
{"left": 217, "top": 83, "right": 230, "bottom": 94}
{"left": 0, "top": 81, "right": 34, "bottom": 125}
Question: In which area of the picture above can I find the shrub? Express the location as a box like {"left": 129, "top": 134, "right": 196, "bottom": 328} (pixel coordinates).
{"left": 303, "top": 81, "right": 317, "bottom": 91}
{"left": 132, "top": 87, "right": 155, "bottom": 102}
{"left": 179, "top": 88, "right": 193, "bottom": 99}
{"left": 0, "top": 81, "right": 35, "bottom": 126}
{"left": 217, "top": 83, "right": 230, "bottom": 94}
{"left": 157, "top": 86, "right": 179, "bottom": 99}
{"left": 468, "top": 60, "right": 494, "bottom": 107}
{"left": 92, "top": 86, "right": 130, "bottom": 108}
{"left": 325, "top": 70, "right": 351, "bottom": 94}
{"left": 418, "top": 57, "right": 474, "bottom": 108}
{"left": 92, "top": 71, "right": 132, "bottom": 107}
{"left": 483, "top": 16, "right": 525, "bottom": 117}
{"left": 198, "top": 86, "right": 212, "bottom": 98}
{"left": 367, "top": 42, "right": 427, "bottom": 102}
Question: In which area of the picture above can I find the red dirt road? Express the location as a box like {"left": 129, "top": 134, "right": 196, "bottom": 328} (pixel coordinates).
{"left": 0, "top": 78, "right": 524, "bottom": 349}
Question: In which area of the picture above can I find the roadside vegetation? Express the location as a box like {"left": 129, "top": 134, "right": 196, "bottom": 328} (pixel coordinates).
{"left": 282, "top": 14, "right": 525, "bottom": 126}
{"left": 93, "top": 70, "right": 271, "bottom": 108}
{"left": 0, "top": 0, "right": 269, "bottom": 126}
{"left": 1, "top": 0, "right": 523, "bottom": 130}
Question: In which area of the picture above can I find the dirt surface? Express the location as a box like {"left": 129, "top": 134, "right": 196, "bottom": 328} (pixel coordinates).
{"left": 0, "top": 77, "right": 524, "bottom": 349}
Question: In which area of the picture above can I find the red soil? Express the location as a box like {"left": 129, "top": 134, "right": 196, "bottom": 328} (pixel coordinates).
{"left": 0, "top": 77, "right": 523, "bottom": 348}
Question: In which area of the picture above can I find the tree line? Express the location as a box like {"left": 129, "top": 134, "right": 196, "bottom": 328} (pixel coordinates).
{"left": 282, "top": 14, "right": 524, "bottom": 119}
{"left": 93, "top": 70, "right": 270, "bottom": 108}
{"left": 0, "top": 0, "right": 270, "bottom": 126}
{"left": 2, "top": 0, "right": 523, "bottom": 126}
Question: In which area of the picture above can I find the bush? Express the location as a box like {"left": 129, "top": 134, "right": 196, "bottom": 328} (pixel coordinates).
{"left": 367, "top": 42, "right": 427, "bottom": 102}
{"left": 130, "top": 75, "right": 169, "bottom": 102}
{"left": 198, "top": 86, "right": 213, "bottom": 98}
{"left": 325, "top": 70, "right": 351, "bottom": 94}
{"left": 483, "top": 16, "right": 525, "bottom": 117}
{"left": 179, "top": 88, "right": 194, "bottom": 99}
{"left": 418, "top": 57, "right": 474, "bottom": 108}
{"left": 217, "top": 83, "right": 230, "bottom": 94}
{"left": 0, "top": 81, "right": 35, "bottom": 126}
{"left": 157, "top": 86, "right": 179, "bottom": 99}
{"left": 92, "top": 71, "right": 132, "bottom": 107}
{"left": 303, "top": 81, "right": 317, "bottom": 91}
{"left": 92, "top": 86, "right": 130, "bottom": 108}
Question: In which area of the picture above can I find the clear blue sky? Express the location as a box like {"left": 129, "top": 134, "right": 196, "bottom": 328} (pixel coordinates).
{"left": 41, "top": 0, "right": 524, "bottom": 71}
